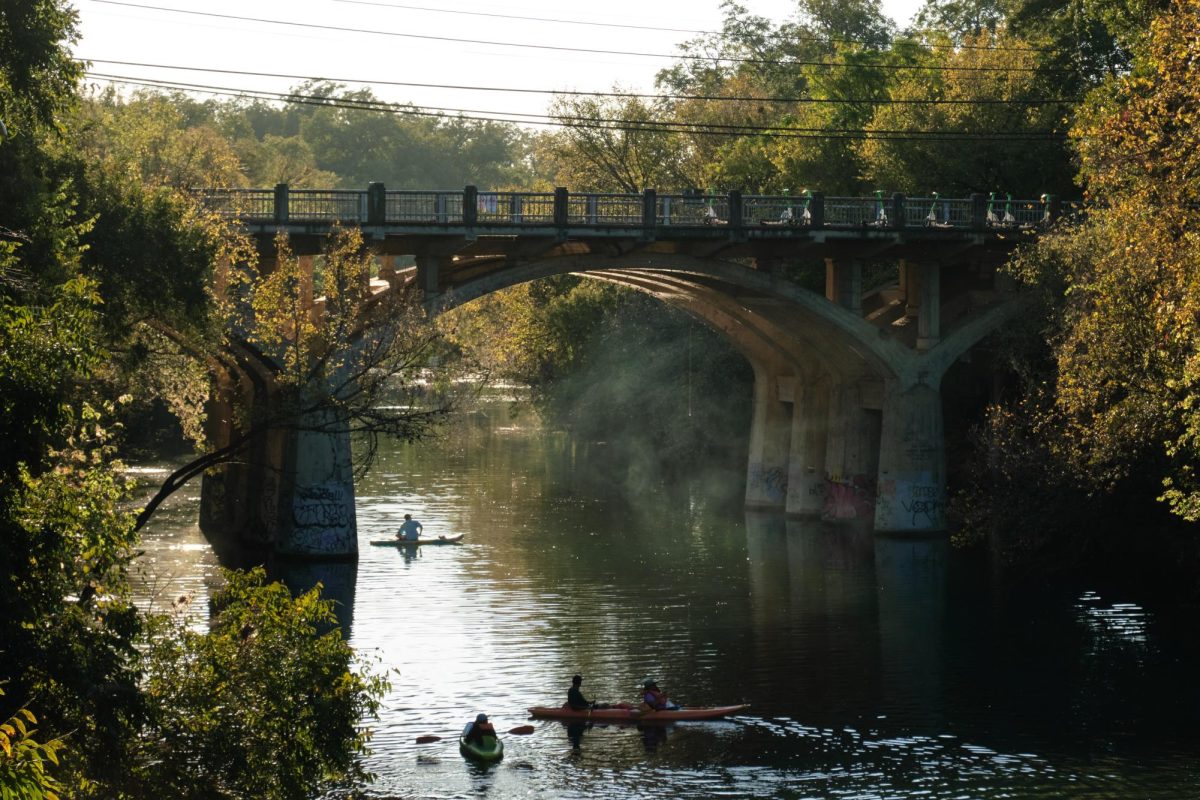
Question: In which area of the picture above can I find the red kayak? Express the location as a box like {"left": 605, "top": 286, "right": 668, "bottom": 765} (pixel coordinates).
{"left": 528, "top": 704, "right": 749, "bottom": 722}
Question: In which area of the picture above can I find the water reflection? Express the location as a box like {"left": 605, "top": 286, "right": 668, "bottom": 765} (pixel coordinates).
{"left": 875, "top": 535, "right": 947, "bottom": 731}
{"left": 133, "top": 418, "right": 1200, "bottom": 800}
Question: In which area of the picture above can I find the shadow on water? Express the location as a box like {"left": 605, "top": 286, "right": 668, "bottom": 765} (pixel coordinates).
{"left": 743, "top": 511, "right": 950, "bottom": 732}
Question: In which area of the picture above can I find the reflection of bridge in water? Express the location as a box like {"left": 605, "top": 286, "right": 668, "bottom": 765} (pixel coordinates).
{"left": 201, "top": 185, "right": 1074, "bottom": 558}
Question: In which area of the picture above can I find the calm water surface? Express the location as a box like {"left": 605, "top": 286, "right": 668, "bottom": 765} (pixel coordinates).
{"left": 134, "top": 412, "right": 1200, "bottom": 799}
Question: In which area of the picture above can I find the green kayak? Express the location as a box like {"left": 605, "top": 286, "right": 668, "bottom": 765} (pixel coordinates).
{"left": 459, "top": 735, "right": 503, "bottom": 762}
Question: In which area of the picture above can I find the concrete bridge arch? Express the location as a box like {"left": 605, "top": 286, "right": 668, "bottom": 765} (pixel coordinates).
{"left": 199, "top": 186, "right": 1044, "bottom": 556}
{"left": 403, "top": 249, "right": 1021, "bottom": 534}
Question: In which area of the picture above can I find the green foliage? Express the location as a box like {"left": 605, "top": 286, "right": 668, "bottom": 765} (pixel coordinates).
{"left": 137, "top": 569, "right": 386, "bottom": 800}
{"left": 0, "top": 687, "right": 65, "bottom": 800}
{"left": 860, "top": 31, "right": 1075, "bottom": 195}
{"left": 0, "top": 0, "right": 82, "bottom": 132}
{"left": 540, "top": 94, "right": 699, "bottom": 191}
{"left": 957, "top": 0, "right": 1200, "bottom": 552}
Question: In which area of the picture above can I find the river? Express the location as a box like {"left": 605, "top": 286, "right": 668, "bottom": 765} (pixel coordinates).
{"left": 133, "top": 407, "right": 1200, "bottom": 799}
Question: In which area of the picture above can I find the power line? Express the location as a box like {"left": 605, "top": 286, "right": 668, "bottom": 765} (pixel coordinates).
{"left": 330, "top": 0, "right": 710, "bottom": 35}
{"left": 329, "top": 0, "right": 1063, "bottom": 55}
{"left": 84, "top": 72, "right": 1070, "bottom": 141}
{"left": 83, "top": 0, "right": 1057, "bottom": 73}
{"left": 79, "top": 58, "right": 1080, "bottom": 106}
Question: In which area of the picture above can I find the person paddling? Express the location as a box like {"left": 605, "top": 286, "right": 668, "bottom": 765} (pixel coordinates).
{"left": 463, "top": 713, "right": 497, "bottom": 745}
{"left": 640, "top": 679, "right": 679, "bottom": 711}
{"left": 566, "top": 674, "right": 630, "bottom": 711}
{"left": 396, "top": 513, "right": 423, "bottom": 542}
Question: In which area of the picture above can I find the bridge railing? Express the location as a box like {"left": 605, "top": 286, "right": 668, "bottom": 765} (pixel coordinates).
{"left": 386, "top": 190, "right": 464, "bottom": 224}
{"left": 825, "top": 197, "right": 887, "bottom": 227}
{"left": 198, "top": 188, "right": 275, "bottom": 220}
{"left": 198, "top": 184, "right": 1073, "bottom": 232}
{"left": 288, "top": 190, "right": 366, "bottom": 222}
{"left": 905, "top": 196, "right": 973, "bottom": 228}
{"left": 475, "top": 191, "right": 555, "bottom": 224}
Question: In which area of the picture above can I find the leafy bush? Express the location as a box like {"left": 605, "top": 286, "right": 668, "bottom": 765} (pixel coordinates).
{"left": 136, "top": 569, "right": 386, "bottom": 800}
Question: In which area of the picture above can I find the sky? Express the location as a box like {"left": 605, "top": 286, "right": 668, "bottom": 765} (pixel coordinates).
{"left": 71, "top": 0, "right": 926, "bottom": 125}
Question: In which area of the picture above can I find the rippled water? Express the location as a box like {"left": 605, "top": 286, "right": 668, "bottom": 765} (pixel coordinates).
{"left": 134, "top": 414, "right": 1200, "bottom": 799}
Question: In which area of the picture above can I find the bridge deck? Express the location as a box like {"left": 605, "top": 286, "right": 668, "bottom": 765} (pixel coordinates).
{"left": 201, "top": 186, "right": 1080, "bottom": 239}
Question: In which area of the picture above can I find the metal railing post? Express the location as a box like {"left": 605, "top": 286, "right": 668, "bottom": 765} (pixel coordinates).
{"left": 810, "top": 192, "right": 825, "bottom": 229}
{"left": 510, "top": 193, "right": 523, "bottom": 224}
{"left": 464, "top": 185, "right": 478, "bottom": 227}
{"left": 729, "top": 190, "right": 743, "bottom": 234}
{"left": 367, "top": 182, "right": 385, "bottom": 225}
{"left": 970, "top": 193, "right": 987, "bottom": 230}
{"left": 553, "top": 187, "right": 569, "bottom": 230}
{"left": 274, "top": 183, "right": 289, "bottom": 224}
{"left": 642, "top": 189, "right": 657, "bottom": 237}
{"left": 892, "top": 192, "right": 906, "bottom": 229}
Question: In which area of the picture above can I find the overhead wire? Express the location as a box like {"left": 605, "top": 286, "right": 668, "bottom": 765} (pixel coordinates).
{"left": 329, "top": 0, "right": 1063, "bottom": 55}
{"left": 83, "top": 0, "right": 1059, "bottom": 73}
{"left": 84, "top": 72, "right": 1070, "bottom": 141}
{"left": 78, "top": 58, "right": 1081, "bottom": 106}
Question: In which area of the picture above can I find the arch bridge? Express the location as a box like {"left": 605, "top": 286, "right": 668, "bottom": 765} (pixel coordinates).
{"left": 200, "top": 184, "right": 1068, "bottom": 558}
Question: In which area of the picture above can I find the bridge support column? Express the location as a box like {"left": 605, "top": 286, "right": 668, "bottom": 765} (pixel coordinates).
{"left": 822, "top": 382, "right": 879, "bottom": 521}
{"left": 785, "top": 379, "right": 830, "bottom": 515}
{"left": 874, "top": 380, "right": 946, "bottom": 532}
{"left": 200, "top": 371, "right": 248, "bottom": 537}
{"left": 916, "top": 263, "right": 941, "bottom": 350}
{"left": 272, "top": 406, "right": 359, "bottom": 559}
{"left": 825, "top": 258, "right": 863, "bottom": 314}
{"left": 900, "top": 260, "right": 919, "bottom": 319}
{"left": 746, "top": 368, "right": 792, "bottom": 508}
{"left": 378, "top": 254, "right": 398, "bottom": 290}
{"left": 415, "top": 255, "right": 441, "bottom": 298}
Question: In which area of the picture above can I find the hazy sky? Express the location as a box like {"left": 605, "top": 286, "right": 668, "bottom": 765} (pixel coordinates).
{"left": 72, "top": 0, "right": 927, "bottom": 124}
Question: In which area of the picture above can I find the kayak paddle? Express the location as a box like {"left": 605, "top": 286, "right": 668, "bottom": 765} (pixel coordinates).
{"left": 415, "top": 725, "right": 534, "bottom": 743}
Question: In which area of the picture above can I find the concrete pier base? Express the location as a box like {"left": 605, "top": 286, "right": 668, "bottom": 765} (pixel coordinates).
{"left": 273, "top": 407, "right": 359, "bottom": 559}
{"left": 745, "top": 367, "right": 793, "bottom": 508}
{"left": 785, "top": 380, "right": 829, "bottom": 515}
{"left": 874, "top": 381, "right": 946, "bottom": 532}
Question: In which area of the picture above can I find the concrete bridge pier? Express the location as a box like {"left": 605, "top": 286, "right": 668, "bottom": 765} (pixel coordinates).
{"left": 873, "top": 380, "right": 946, "bottom": 532}
{"left": 745, "top": 364, "right": 793, "bottom": 508}
{"left": 822, "top": 382, "right": 880, "bottom": 522}
{"left": 270, "top": 406, "right": 359, "bottom": 559}
{"left": 785, "top": 378, "right": 831, "bottom": 516}
{"left": 199, "top": 371, "right": 249, "bottom": 537}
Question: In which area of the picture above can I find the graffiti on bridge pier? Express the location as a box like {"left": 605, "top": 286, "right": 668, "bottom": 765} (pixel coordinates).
{"left": 821, "top": 474, "right": 876, "bottom": 520}
{"left": 293, "top": 483, "right": 352, "bottom": 529}
{"left": 877, "top": 478, "right": 943, "bottom": 528}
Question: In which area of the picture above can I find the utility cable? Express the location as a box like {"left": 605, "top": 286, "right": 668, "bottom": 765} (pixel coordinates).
{"left": 329, "top": 0, "right": 1063, "bottom": 55}
{"left": 78, "top": 58, "right": 1081, "bottom": 106}
{"left": 85, "top": 72, "right": 1069, "bottom": 141}
{"left": 83, "top": 0, "right": 1058, "bottom": 73}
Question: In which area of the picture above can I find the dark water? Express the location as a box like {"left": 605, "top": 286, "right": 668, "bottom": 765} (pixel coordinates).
{"left": 134, "top": 413, "right": 1200, "bottom": 799}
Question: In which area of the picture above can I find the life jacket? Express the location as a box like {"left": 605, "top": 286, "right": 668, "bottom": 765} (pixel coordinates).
{"left": 466, "top": 721, "right": 496, "bottom": 742}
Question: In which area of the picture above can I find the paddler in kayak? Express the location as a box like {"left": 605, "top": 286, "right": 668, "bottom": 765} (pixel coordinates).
{"left": 462, "top": 713, "right": 497, "bottom": 745}
{"left": 567, "top": 674, "right": 628, "bottom": 711}
{"left": 396, "top": 513, "right": 423, "bottom": 542}
{"left": 640, "top": 679, "right": 680, "bottom": 711}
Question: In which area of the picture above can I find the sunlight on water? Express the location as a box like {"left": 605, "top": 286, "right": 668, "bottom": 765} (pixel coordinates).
{"left": 133, "top": 420, "right": 1200, "bottom": 799}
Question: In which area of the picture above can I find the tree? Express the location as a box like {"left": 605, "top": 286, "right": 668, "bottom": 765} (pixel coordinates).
{"left": 137, "top": 569, "right": 385, "bottom": 800}
{"left": 540, "top": 93, "right": 699, "bottom": 191}
{"left": 959, "top": 0, "right": 1200, "bottom": 555}
{"left": 859, "top": 31, "right": 1075, "bottom": 195}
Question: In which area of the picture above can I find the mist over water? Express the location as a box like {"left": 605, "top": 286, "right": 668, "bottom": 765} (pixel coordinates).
{"left": 134, "top": 406, "right": 1200, "bottom": 799}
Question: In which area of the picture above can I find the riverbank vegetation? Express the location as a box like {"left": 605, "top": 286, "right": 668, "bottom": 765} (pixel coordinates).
{"left": 3, "top": 0, "right": 1200, "bottom": 794}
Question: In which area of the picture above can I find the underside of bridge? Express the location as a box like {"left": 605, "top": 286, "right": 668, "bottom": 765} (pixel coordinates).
{"left": 201, "top": 229, "right": 1023, "bottom": 557}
